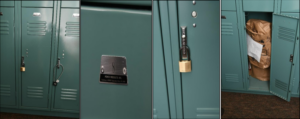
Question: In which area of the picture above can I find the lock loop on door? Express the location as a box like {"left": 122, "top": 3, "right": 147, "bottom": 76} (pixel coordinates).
{"left": 179, "top": 26, "right": 192, "bottom": 73}
{"left": 20, "top": 56, "right": 25, "bottom": 72}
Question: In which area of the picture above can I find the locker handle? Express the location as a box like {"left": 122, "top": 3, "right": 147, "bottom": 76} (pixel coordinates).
{"left": 0, "top": 12, "right": 3, "bottom": 16}
{"left": 221, "top": 15, "right": 226, "bottom": 19}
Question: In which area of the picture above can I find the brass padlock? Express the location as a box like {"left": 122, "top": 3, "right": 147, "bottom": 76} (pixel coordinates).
{"left": 179, "top": 48, "right": 191, "bottom": 73}
{"left": 20, "top": 67, "right": 25, "bottom": 72}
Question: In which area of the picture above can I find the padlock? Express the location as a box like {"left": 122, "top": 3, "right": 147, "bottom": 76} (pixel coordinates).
{"left": 20, "top": 67, "right": 25, "bottom": 72}
{"left": 179, "top": 48, "right": 191, "bottom": 73}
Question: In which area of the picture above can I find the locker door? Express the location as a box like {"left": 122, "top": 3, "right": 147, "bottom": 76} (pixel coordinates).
{"left": 270, "top": 14, "right": 299, "bottom": 102}
{"left": 21, "top": 8, "right": 53, "bottom": 108}
{"left": 81, "top": 6, "right": 151, "bottom": 119}
{"left": 53, "top": 8, "right": 79, "bottom": 111}
{"left": 0, "top": 7, "right": 16, "bottom": 106}
{"left": 176, "top": 1, "right": 220, "bottom": 118}
{"left": 221, "top": 11, "right": 244, "bottom": 90}
{"left": 153, "top": 1, "right": 170, "bottom": 119}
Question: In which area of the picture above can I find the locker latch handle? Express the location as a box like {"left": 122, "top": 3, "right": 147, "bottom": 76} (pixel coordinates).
{"left": 20, "top": 56, "right": 25, "bottom": 72}
{"left": 221, "top": 15, "right": 226, "bottom": 19}
{"left": 181, "top": 26, "right": 188, "bottom": 59}
{"left": 0, "top": 12, "right": 3, "bottom": 16}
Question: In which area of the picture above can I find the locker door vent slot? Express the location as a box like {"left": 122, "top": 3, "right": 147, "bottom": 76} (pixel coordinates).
{"left": 196, "top": 108, "right": 219, "bottom": 119}
{"left": 278, "top": 26, "right": 296, "bottom": 43}
{"left": 221, "top": 23, "right": 233, "bottom": 35}
{"left": 0, "top": 85, "right": 11, "bottom": 96}
{"left": 27, "top": 86, "right": 44, "bottom": 98}
{"left": 65, "top": 22, "right": 79, "bottom": 37}
{"left": 60, "top": 88, "right": 77, "bottom": 101}
{"left": 275, "top": 79, "right": 288, "bottom": 91}
{"left": 0, "top": 20, "right": 9, "bottom": 35}
{"left": 27, "top": 21, "right": 47, "bottom": 36}
{"left": 225, "top": 74, "right": 239, "bottom": 82}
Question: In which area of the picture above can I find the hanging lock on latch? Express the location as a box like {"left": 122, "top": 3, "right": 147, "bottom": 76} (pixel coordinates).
{"left": 20, "top": 56, "right": 25, "bottom": 72}
{"left": 179, "top": 26, "right": 191, "bottom": 73}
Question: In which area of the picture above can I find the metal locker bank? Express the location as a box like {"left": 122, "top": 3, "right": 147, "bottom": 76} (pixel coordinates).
{"left": 221, "top": 0, "right": 300, "bottom": 101}
{"left": 80, "top": 1, "right": 152, "bottom": 119}
{"left": 154, "top": 1, "right": 220, "bottom": 119}
{"left": 0, "top": 1, "right": 80, "bottom": 118}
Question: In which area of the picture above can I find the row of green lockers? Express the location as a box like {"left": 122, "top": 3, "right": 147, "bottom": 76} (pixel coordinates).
{"left": 0, "top": 0, "right": 80, "bottom": 116}
{"left": 221, "top": 0, "right": 299, "bottom": 101}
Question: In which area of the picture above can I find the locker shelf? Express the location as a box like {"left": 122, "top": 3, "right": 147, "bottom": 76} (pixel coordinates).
{"left": 248, "top": 76, "right": 269, "bottom": 92}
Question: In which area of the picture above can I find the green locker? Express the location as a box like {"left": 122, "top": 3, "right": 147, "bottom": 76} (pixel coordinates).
{"left": 221, "top": 0, "right": 300, "bottom": 101}
{"left": 80, "top": 5, "right": 152, "bottom": 119}
{"left": 243, "top": 0, "right": 274, "bottom": 12}
{"left": 269, "top": 14, "right": 299, "bottom": 101}
{"left": 157, "top": 1, "right": 220, "bottom": 118}
{"left": 221, "top": 11, "right": 244, "bottom": 90}
{"left": 53, "top": 8, "right": 79, "bottom": 111}
{"left": 21, "top": 8, "right": 53, "bottom": 108}
{"left": 0, "top": 7, "right": 16, "bottom": 107}
{"left": 177, "top": 1, "right": 220, "bottom": 118}
{"left": 0, "top": 1, "right": 79, "bottom": 118}
{"left": 153, "top": 1, "right": 170, "bottom": 119}
{"left": 22, "top": 1, "right": 53, "bottom": 7}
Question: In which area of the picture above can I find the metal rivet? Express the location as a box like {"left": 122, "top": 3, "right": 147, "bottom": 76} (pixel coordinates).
{"left": 193, "top": 23, "right": 196, "bottom": 27}
{"left": 26, "top": 49, "right": 28, "bottom": 50}
{"left": 123, "top": 67, "right": 127, "bottom": 75}
{"left": 192, "top": 0, "right": 196, "bottom": 5}
{"left": 26, "top": 52, "right": 28, "bottom": 54}
{"left": 192, "top": 11, "right": 197, "bottom": 18}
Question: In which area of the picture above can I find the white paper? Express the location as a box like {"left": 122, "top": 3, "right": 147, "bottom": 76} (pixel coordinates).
{"left": 247, "top": 34, "right": 263, "bottom": 62}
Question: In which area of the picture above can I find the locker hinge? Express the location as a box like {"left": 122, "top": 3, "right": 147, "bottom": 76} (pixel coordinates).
{"left": 290, "top": 54, "right": 294, "bottom": 62}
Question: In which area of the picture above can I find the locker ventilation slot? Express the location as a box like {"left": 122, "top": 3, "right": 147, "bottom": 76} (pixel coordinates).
{"left": 60, "top": 88, "right": 77, "bottom": 101}
{"left": 27, "top": 21, "right": 47, "bottom": 36}
{"left": 0, "top": 20, "right": 9, "bottom": 35}
{"left": 225, "top": 74, "right": 239, "bottom": 82}
{"left": 275, "top": 79, "right": 287, "bottom": 91}
{"left": 65, "top": 22, "right": 79, "bottom": 37}
{"left": 278, "top": 26, "right": 295, "bottom": 43}
{"left": 221, "top": 23, "right": 233, "bottom": 35}
{"left": 27, "top": 86, "right": 43, "bottom": 98}
{"left": 0, "top": 85, "right": 11, "bottom": 96}
{"left": 196, "top": 108, "right": 219, "bottom": 119}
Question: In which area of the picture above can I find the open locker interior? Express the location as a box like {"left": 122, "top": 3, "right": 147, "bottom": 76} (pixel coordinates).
{"left": 245, "top": 12, "right": 273, "bottom": 92}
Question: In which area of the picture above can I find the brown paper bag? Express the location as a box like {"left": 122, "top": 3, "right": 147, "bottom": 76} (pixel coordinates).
{"left": 248, "top": 51, "right": 270, "bottom": 69}
{"left": 250, "top": 64, "right": 270, "bottom": 81}
{"left": 246, "top": 19, "right": 272, "bottom": 43}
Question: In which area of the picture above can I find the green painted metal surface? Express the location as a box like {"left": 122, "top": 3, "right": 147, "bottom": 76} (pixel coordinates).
{"left": 222, "top": 0, "right": 236, "bottom": 11}
{"left": 21, "top": 8, "right": 53, "bottom": 108}
{"left": 0, "top": 7, "right": 16, "bottom": 107}
{"left": 159, "top": 1, "right": 178, "bottom": 118}
{"left": 0, "top": 1, "right": 14, "bottom": 6}
{"left": 61, "top": 1, "right": 80, "bottom": 8}
{"left": 281, "top": 0, "right": 299, "bottom": 13}
{"left": 221, "top": 11, "right": 244, "bottom": 90}
{"left": 177, "top": 1, "right": 220, "bottom": 118}
{"left": 80, "top": 6, "right": 151, "bottom": 119}
{"left": 269, "top": 14, "right": 299, "bottom": 102}
{"left": 53, "top": 8, "right": 79, "bottom": 111}
{"left": 1, "top": 107, "right": 79, "bottom": 118}
{"left": 243, "top": 0, "right": 274, "bottom": 12}
{"left": 81, "top": 1, "right": 151, "bottom": 6}
{"left": 22, "top": 1, "right": 53, "bottom": 7}
{"left": 153, "top": 1, "right": 170, "bottom": 119}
